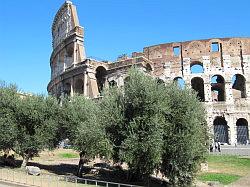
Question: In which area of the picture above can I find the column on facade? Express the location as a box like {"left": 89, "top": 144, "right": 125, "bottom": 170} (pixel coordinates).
{"left": 223, "top": 55, "right": 234, "bottom": 103}
{"left": 202, "top": 56, "right": 210, "bottom": 74}
{"left": 163, "top": 62, "right": 171, "bottom": 82}
{"left": 202, "top": 56, "right": 210, "bottom": 102}
{"left": 225, "top": 114, "right": 234, "bottom": 145}
{"left": 225, "top": 79, "right": 233, "bottom": 103}
{"left": 70, "top": 77, "right": 74, "bottom": 97}
{"left": 83, "top": 70, "right": 88, "bottom": 96}
{"left": 182, "top": 58, "right": 191, "bottom": 89}
{"left": 204, "top": 77, "right": 211, "bottom": 102}
{"left": 183, "top": 58, "right": 191, "bottom": 77}
{"left": 73, "top": 41, "right": 77, "bottom": 66}
{"left": 63, "top": 51, "right": 67, "bottom": 71}
{"left": 243, "top": 55, "right": 250, "bottom": 98}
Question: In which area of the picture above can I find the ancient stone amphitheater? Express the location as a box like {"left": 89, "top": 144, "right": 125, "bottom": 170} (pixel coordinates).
{"left": 48, "top": 1, "right": 250, "bottom": 145}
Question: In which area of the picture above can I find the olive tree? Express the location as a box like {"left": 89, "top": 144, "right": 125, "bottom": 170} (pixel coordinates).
{"left": 0, "top": 83, "right": 19, "bottom": 153}
{"left": 161, "top": 84, "right": 208, "bottom": 186}
{"left": 100, "top": 68, "right": 208, "bottom": 185}
{"left": 61, "top": 95, "right": 112, "bottom": 176}
{"left": 14, "top": 95, "right": 61, "bottom": 168}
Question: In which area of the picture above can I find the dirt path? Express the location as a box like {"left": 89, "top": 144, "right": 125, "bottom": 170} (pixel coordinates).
{"left": 228, "top": 174, "right": 250, "bottom": 187}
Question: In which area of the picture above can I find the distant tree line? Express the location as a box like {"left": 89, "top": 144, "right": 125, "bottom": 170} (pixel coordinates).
{"left": 0, "top": 69, "right": 208, "bottom": 186}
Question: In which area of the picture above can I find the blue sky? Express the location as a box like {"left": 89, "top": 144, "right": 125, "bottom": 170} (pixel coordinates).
{"left": 0, "top": 0, "right": 249, "bottom": 94}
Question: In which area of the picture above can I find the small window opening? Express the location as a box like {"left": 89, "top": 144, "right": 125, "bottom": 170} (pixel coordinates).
{"left": 173, "top": 46, "right": 180, "bottom": 56}
{"left": 173, "top": 77, "right": 185, "bottom": 89}
{"left": 211, "top": 42, "right": 219, "bottom": 52}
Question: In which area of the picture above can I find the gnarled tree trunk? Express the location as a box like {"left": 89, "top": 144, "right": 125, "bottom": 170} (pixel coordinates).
{"left": 21, "top": 154, "right": 29, "bottom": 169}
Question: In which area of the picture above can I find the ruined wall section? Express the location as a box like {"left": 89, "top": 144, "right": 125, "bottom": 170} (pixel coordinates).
{"left": 142, "top": 37, "right": 250, "bottom": 144}
{"left": 143, "top": 38, "right": 250, "bottom": 78}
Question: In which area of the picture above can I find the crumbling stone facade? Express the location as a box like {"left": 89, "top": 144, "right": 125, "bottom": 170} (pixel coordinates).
{"left": 48, "top": 1, "right": 250, "bottom": 145}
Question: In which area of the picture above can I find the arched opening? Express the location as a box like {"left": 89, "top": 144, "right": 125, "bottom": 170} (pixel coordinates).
{"left": 109, "top": 80, "right": 117, "bottom": 88}
{"left": 236, "top": 118, "right": 249, "bottom": 144}
{"left": 173, "top": 77, "right": 185, "bottom": 89}
{"left": 145, "top": 63, "right": 153, "bottom": 73}
{"left": 213, "top": 117, "right": 229, "bottom": 144}
{"left": 95, "top": 66, "right": 107, "bottom": 94}
{"left": 123, "top": 76, "right": 130, "bottom": 86}
{"left": 74, "top": 79, "right": 84, "bottom": 94}
{"left": 191, "top": 77, "right": 205, "bottom": 101}
{"left": 211, "top": 75, "right": 225, "bottom": 101}
{"left": 190, "top": 62, "right": 204, "bottom": 74}
{"left": 157, "top": 78, "right": 165, "bottom": 85}
{"left": 232, "top": 74, "right": 246, "bottom": 99}
{"left": 64, "top": 83, "right": 71, "bottom": 97}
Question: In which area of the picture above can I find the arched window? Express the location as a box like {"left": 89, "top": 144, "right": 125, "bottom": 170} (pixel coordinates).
{"left": 109, "top": 80, "right": 117, "bottom": 87}
{"left": 95, "top": 66, "right": 107, "bottom": 94}
{"left": 211, "top": 75, "right": 225, "bottom": 101}
{"left": 173, "top": 77, "right": 185, "bottom": 89}
{"left": 74, "top": 79, "right": 84, "bottom": 94}
{"left": 232, "top": 74, "right": 246, "bottom": 99}
{"left": 157, "top": 78, "right": 165, "bottom": 85}
{"left": 190, "top": 61, "right": 204, "bottom": 74}
{"left": 145, "top": 63, "right": 153, "bottom": 73}
{"left": 123, "top": 76, "right": 130, "bottom": 86}
{"left": 236, "top": 118, "right": 249, "bottom": 144}
{"left": 191, "top": 77, "right": 205, "bottom": 101}
{"left": 213, "top": 117, "right": 229, "bottom": 144}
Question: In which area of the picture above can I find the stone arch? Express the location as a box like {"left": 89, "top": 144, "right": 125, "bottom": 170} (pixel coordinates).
{"left": 191, "top": 77, "right": 205, "bottom": 101}
{"left": 109, "top": 80, "right": 117, "bottom": 87}
{"left": 190, "top": 61, "right": 204, "bottom": 74}
{"left": 173, "top": 77, "right": 185, "bottom": 89}
{"left": 145, "top": 63, "right": 153, "bottom": 72}
{"left": 213, "top": 117, "right": 229, "bottom": 144}
{"left": 232, "top": 74, "right": 246, "bottom": 98}
{"left": 236, "top": 118, "right": 249, "bottom": 144}
{"left": 74, "top": 78, "right": 84, "bottom": 94}
{"left": 95, "top": 66, "right": 107, "bottom": 94}
{"left": 157, "top": 78, "right": 165, "bottom": 84}
{"left": 63, "top": 82, "right": 71, "bottom": 96}
{"left": 124, "top": 76, "right": 130, "bottom": 86}
{"left": 211, "top": 75, "right": 225, "bottom": 101}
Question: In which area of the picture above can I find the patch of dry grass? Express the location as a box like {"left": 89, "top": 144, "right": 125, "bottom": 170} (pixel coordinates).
{"left": 206, "top": 155, "right": 250, "bottom": 176}
{"left": 197, "top": 155, "right": 250, "bottom": 185}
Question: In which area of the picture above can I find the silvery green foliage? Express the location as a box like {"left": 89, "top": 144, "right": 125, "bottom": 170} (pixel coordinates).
{"left": 61, "top": 95, "right": 112, "bottom": 159}
{"left": 14, "top": 95, "right": 61, "bottom": 167}
{"left": 101, "top": 68, "right": 208, "bottom": 185}
{"left": 0, "top": 82, "right": 61, "bottom": 167}
{"left": 0, "top": 83, "right": 18, "bottom": 151}
{"left": 161, "top": 84, "right": 208, "bottom": 186}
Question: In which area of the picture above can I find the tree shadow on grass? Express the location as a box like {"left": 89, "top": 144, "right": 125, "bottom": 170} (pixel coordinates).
{"left": 0, "top": 157, "right": 169, "bottom": 187}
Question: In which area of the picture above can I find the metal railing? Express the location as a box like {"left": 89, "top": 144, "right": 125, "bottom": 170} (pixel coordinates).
{"left": 0, "top": 168, "right": 143, "bottom": 187}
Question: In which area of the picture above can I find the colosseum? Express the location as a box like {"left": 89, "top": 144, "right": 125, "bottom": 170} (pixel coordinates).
{"left": 48, "top": 1, "right": 250, "bottom": 145}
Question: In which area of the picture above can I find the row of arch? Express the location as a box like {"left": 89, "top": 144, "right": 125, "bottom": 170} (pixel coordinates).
{"left": 62, "top": 65, "right": 247, "bottom": 99}
{"left": 174, "top": 74, "right": 247, "bottom": 101}
{"left": 95, "top": 64, "right": 153, "bottom": 94}
{"left": 63, "top": 78, "right": 84, "bottom": 96}
{"left": 213, "top": 117, "right": 249, "bottom": 145}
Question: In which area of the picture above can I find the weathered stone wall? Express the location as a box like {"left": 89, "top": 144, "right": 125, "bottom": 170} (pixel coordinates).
{"left": 142, "top": 38, "right": 250, "bottom": 145}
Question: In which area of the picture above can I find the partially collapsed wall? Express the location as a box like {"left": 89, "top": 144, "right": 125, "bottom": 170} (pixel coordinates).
{"left": 48, "top": 1, "right": 250, "bottom": 145}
